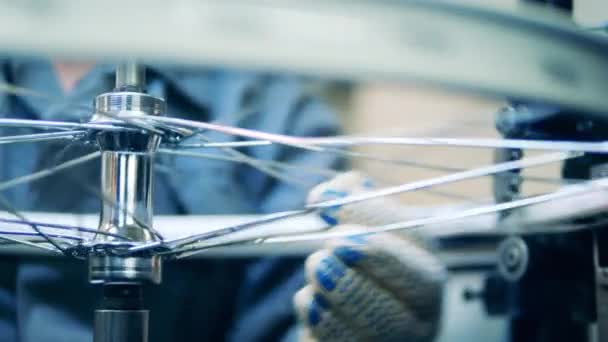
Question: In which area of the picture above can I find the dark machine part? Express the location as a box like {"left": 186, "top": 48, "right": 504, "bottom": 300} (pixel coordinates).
{"left": 592, "top": 164, "right": 608, "bottom": 341}
{"left": 94, "top": 284, "right": 149, "bottom": 342}
{"left": 477, "top": 104, "right": 605, "bottom": 342}
{"left": 496, "top": 236, "right": 530, "bottom": 282}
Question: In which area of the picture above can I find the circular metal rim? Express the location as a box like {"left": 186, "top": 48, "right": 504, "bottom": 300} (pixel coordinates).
{"left": 0, "top": 0, "right": 606, "bottom": 114}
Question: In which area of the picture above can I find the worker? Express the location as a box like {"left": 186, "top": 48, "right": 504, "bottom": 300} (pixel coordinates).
{"left": 0, "top": 59, "right": 445, "bottom": 341}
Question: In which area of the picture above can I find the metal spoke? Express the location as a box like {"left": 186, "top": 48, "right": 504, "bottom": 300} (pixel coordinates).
{"left": 167, "top": 140, "right": 273, "bottom": 149}
{"left": 159, "top": 149, "right": 489, "bottom": 203}
{"left": 0, "top": 135, "right": 96, "bottom": 255}
{"left": 156, "top": 118, "right": 582, "bottom": 186}
{"left": 324, "top": 150, "right": 578, "bottom": 186}
{"left": 201, "top": 132, "right": 311, "bottom": 187}
{"left": 171, "top": 178, "right": 608, "bottom": 258}
{"left": 167, "top": 234, "right": 311, "bottom": 259}
{"left": 308, "top": 136, "right": 608, "bottom": 153}
{"left": 160, "top": 151, "right": 314, "bottom": 188}
{"left": 161, "top": 142, "right": 575, "bottom": 187}
{"left": 262, "top": 179, "right": 608, "bottom": 244}
{"left": 169, "top": 137, "right": 466, "bottom": 173}
{"left": 0, "top": 118, "right": 131, "bottom": 132}
{"left": 165, "top": 132, "right": 573, "bottom": 183}
{"left": 134, "top": 115, "right": 324, "bottom": 151}
{"left": 137, "top": 115, "right": 608, "bottom": 154}
{"left": 0, "top": 82, "right": 92, "bottom": 116}
{"left": 0, "top": 217, "right": 130, "bottom": 241}
{"left": 139, "top": 116, "right": 602, "bottom": 187}
{"left": 146, "top": 152, "right": 576, "bottom": 253}
{"left": 321, "top": 147, "right": 461, "bottom": 173}
{"left": 0, "top": 234, "right": 61, "bottom": 253}
{"left": 0, "top": 152, "right": 100, "bottom": 192}
{"left": 0, "top": 230, "right": 83, "bottom": 242}
{"left": 307, "top": 152, "right": 579, "bottom": 209}
{"left": 130, "top": 209, "right": 312, "bottom": 253}
{"left": 0, "top": 194, "right": 69, "bottom": 254}
{"left": 0, "top": 238, "right": 59, "bottom": 246}
{"left": 159, "top": 152, "right": 573, "bottom": 254}
{"left": 0, "top": 131, "right": 87, "bottom": 145}
{"left": 0, "top": 82, "right": 55, "bottom": 99}
{"left": 164, "top": 114, "right": 491, "bottom": 151}
{"left": 93, "top": 111, "right": 164, "bottom": 135}
{"left": 158, "top": 149, "right": 338, "bottom": 178}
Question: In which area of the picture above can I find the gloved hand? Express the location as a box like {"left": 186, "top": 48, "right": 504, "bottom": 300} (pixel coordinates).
{"left": 294, "top": 172, "right": 446, "bottom": 342}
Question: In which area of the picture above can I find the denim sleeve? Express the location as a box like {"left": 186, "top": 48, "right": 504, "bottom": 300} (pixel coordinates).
{"left": 225, "top": 76, "right": 343, "bottom": 341}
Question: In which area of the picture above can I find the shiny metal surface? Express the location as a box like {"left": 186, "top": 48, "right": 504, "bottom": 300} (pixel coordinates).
{"left": 91, "top": 65, "right": 165, "bottom": 133}
{"left": 93, "top": 63, "right": 164, "bottom": 242}
{"left": 89, "top": 64, "right": 165, "bottom": 286}
{"left": 97, "top": 151, "right": 156, "bottom": 242}
{"left": 90, "top": 149, "right": 163, "bottom": 284}
{"left": 88, "top": 65, "right": 163, "bottom": 342}
{"left": 94, "top": 309, "right": 149, "bottom": 342}
{"left": 116, "top": 60, "right": 146, "bottom": 92}
{"left": 93, "top": 92, "right": 165, "bottom": 121}
{"left": 89, "top": 255, "right": 162, "bottom": 284}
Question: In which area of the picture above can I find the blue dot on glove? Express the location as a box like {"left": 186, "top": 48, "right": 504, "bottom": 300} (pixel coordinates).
{"left": 318, "top": 190, "right": 348, "bottom": 226}
{"left": 314, "top": 293, "right": 330, "bottom": 309}
{"left": 308, "top": 301, "right": 322, "bottom": 326}
{"left": 334, "top": 246, "right": 365, "bottom": 266}
{"left": 315, "top": 256, "right": 345, "bottom": 291}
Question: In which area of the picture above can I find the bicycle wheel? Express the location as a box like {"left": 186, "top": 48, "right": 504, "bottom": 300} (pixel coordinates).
{"left": 0, "top": 1, "right": 606, "bottom": 341}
